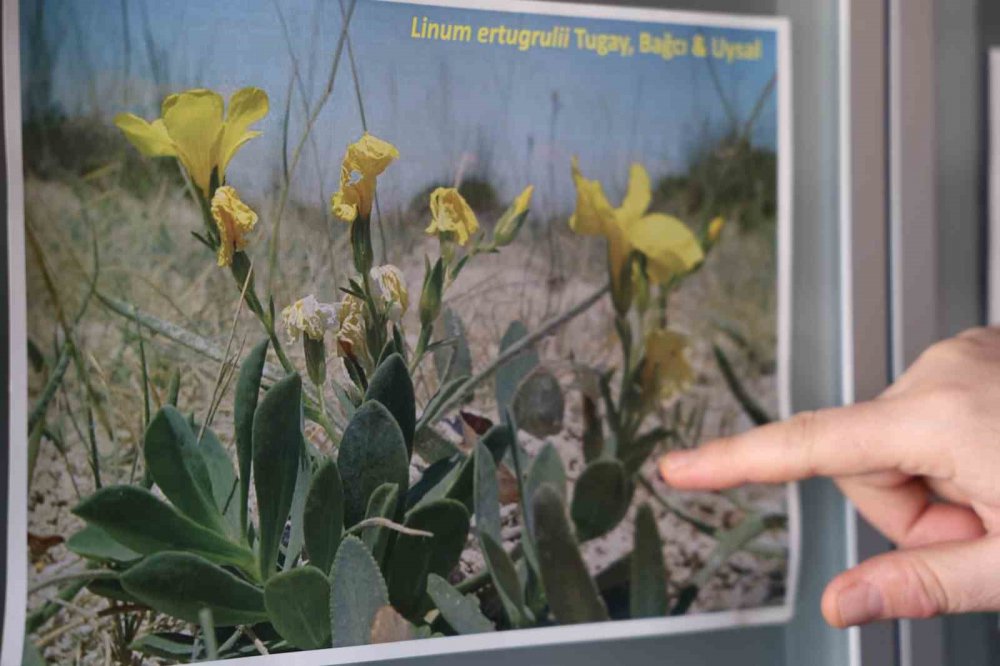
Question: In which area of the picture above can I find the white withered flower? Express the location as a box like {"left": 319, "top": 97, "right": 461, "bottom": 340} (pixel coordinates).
{"left": 369, "top": 264, "right": 409, "bottom": 321}
{"left": 281, "top": 295, "right": 338, "bottom": 342}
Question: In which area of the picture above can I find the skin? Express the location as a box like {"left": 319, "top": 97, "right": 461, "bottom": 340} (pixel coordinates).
{"left": 659, "top": 327, "right": 1000, "bottom": 627}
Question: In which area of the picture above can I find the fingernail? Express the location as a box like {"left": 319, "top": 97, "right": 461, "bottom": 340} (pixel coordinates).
{"left": 659, "top": 451, "right": 697, "bottom": 479}
{"left": 836, "top": 582, "right": 884, "bottom": 626}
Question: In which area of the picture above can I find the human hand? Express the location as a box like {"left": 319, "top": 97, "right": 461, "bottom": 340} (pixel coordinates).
{"left": 659, "top": 327, "right": 1000, "bottom": 627}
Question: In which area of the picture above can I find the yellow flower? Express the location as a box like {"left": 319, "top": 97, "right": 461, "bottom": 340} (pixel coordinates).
{"left": 512, "top": 185, "right": 534, "bottom": 216}
{"left": 641, "top": 328, "right": 693, "bottom": 401}
{"left": 335, "top": 294, "right": 367, "bottom": 358}
{"left": 210, "top": 186, "right": 258, "bottom": 267}
{"left": 370, "top": 265, "right": 409, "bottom": 321}
{"left": 569, "top": 158, "right": 704, "bottom": 287}
{"left": 426, "top": 187, "right": 479, "bottom": 246}
{"left": 330, "top": 133, "right": 399, "bottom": 223}
{"left": 707, "top": 216, "right": 725, "bottom": 244}
{"left": 115, "top": 87, "right": 269, "bottom": 198}
{"left": 281, "top": 295, "right": 339, "bottom": 342}
{"left": 493, "top": 185, "right": 534, "bottom": 247}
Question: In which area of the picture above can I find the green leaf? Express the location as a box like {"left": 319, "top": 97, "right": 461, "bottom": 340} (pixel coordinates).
{"left": 619, "top": 427, "right": 671, "bottom": 476}
{"left": 282, "top": 457, "right": 312, "bottom": 571}
{"left": 415, "top": 375, "right": 470, "bottom": 436}
{"left": 713, "top": 343, "right": 773, "bottom": 426}
{"left": 86, "top": 578, "right": 140, "bottom": 604}
{"left": 630, "top": 503, "right": 669, "bottom": 618}
{"left": 413, "top": 425, "right": 510, "bottom": 513}
{"left": 473, "top": 440, "right": 502, "bottom": 543}
{"left": 506, "top": 412, "right": 539, "bottom": 576}
{"left": 525, "top": 442, "right": 566, "bottom": 507}
{"left": 121, "top": 552, "right": 267, "bottom": 626}
{"left": 304, "top": 458, "right": 344, "bottom": 575}
{"left": 360, "top": 482, "right": 399, "bottom": 566}
{"left": 330, "top": 536, "right": 389, "bottom": 648}
{"left": 264, "top": 566, "right": 332, "bottom": 649}
{"left": 531, "top": 484, "right": 609, "bottom": 624}
{"left": 406, "top": 456, "right": 460, "bottom": 509}
{"left": 72, "top": 486, "right": 254, "bottom": 571}
{"left": 66, "top": 524, "right": 140, "bottom": 563}
{"left": 337, "top": 401, "right": 409, "bottom": 527}
{"left": 480, "top": 423, "right": 513, "bottom": 462}
{"left": 426, "top": 574, "right": 495, "bottom": 634}
{"left": 570, "top": 459, "right": 632, "bottom": 541}
{"left": 581, "top": 395, "right": 604, "bottom": 463}
{"left": 22, "top": 637, "right": 46, "bottom": 666}
{"left": 433, "top": 308, "right": 472, "bottom": 386}
{"left": 495, "top": 321, "right": 539, "bottom": 411}
{"left": 129, "top": 633, "right": 197, "bottom": 661}
{"left": 386, "top": 499, "right": 470, "bottom": 617}
{"left": 410, "top": 454, "right": 466, "bottom": 512}
{"left": 479, "top": 532, "right": 528, "bottom": 627}
{"left": 143, "top": 406, "right": 224, "bottom": 532}
{"left": 198, "top": 427, "right": 239, "bottom": 536}
{"left": 235, "top": 339, "right": 269, "bottom": 538}
{"left": 412, "top": 424, "right": 461, "bottom": 464}
{"left": 364, "top": 354, "right": 416, "bottom": 457}
{"left": 513, "top": 369, "right": 564, "bottom": 438}
{"left": 253, "top": 374, "right": 304, "bottom": 580}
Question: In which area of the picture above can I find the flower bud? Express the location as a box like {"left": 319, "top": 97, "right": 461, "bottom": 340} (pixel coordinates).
{"left": 493, "top": 185, "right": 533, "bottom": 247}
{"left": 420, "top": 257, "right": 445, "bottom": 328}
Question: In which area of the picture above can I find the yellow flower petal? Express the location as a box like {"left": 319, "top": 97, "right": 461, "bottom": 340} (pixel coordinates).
{"left": 617, "top": 163, "right": 652, "bottom": 223}
{"left": 626, "top": 213, "right": 704, "bottom": 283}
{"left": 513, "top": 185, "right": 534, "bottom": 216}
{"left": 217, "top": 87, "right": 269, "bottom": 181}
{"left": 427, "top": 187, "right": 478, "bottom": 246}
{"left": 210, "top": 185, "right": 258, "bottom": 267}
{"left": 114, "top": 114, "right": 177, "bottom": 157}
{"left": 346, "top": 133, "right": 399, "bottom": 178}
{"left": 161, "top": 89, "right": 225, "bottom": 197}
{"left": 707, "top": 216, "right": 725, "bottom": 244}
{"left": 568, "top": 157, "right": 615, "bottom": 236}
{"left": 330, "top": 134, "right": 398, "bottom": 223}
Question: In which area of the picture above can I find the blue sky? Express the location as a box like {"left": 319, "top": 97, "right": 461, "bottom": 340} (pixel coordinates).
{"left": 22, "top": 0, "right": 779, "bottom": 216}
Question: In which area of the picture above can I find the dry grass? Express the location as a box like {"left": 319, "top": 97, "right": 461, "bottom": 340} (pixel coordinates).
{"left": 24, "top": 137, "right": 784, "bottom": 662}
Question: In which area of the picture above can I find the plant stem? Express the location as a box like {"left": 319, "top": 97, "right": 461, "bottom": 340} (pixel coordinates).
{"left": 346, "top": 517, "right": 433, "bottom": 538}
{"left": 28, "top": 569, "right": 118, "bottom": 595}
{"left": 670, "top": 512, "right": 785, "bottom": 615}
{"left": 634, "top": 474, "right": 716, "bottom": 536}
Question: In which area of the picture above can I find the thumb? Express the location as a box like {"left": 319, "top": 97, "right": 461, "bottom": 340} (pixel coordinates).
{"left": 822, "top": 536, "right": 1000, "bottom": 627}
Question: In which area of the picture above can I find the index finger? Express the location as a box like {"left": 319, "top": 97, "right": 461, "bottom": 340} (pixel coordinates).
{"left": 658, "top": 395, "right": 950, "bottom": 489}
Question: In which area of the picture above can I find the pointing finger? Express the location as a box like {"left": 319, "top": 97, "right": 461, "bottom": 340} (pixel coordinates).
{"left": 658, "top": 396, "right": 952, "bottom": 489}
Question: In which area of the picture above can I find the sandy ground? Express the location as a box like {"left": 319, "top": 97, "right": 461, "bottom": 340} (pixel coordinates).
{"left": 24, "top": 176, "right": 788, "bottom": 663}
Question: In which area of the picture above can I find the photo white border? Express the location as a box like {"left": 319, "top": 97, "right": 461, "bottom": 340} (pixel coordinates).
{"left": 2, "top": 0, "right": 28, "bottom": 661}
{"left": 989, "top": 48, "right": 1000, "bottom": 325}
{"left": 1, "top": 1, "right": 796, "bottom": 663}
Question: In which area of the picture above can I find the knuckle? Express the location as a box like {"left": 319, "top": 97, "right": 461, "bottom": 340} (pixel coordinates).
{"left": 900, "top": 556, "right": 952, "bottom": 617}
{"left": 873, "top": 555, "right": 950, "bottom": 619}
{"left": 920, "top": 338, "right": 969, "bottom": 365}
{"left": 956, "top": 326, "right": 991, "bottom": 341}
{"left": 917, "top": 385, "right": 974, "bottom": 422}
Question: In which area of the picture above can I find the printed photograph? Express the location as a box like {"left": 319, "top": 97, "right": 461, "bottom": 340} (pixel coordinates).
{"left": 17, "top": 0, "right": 792, "bottom": 662}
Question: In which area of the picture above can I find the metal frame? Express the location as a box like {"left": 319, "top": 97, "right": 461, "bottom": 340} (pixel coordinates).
{"left": 888, "top": 1, "right": 945, "bottom": 664}
{"left": 839, "top": 0, "right": 900, "bottom": 664}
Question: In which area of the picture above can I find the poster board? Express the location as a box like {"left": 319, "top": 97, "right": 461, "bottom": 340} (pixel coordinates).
{"left": 4, "top": 0, "right": 796, "bottom": 663}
